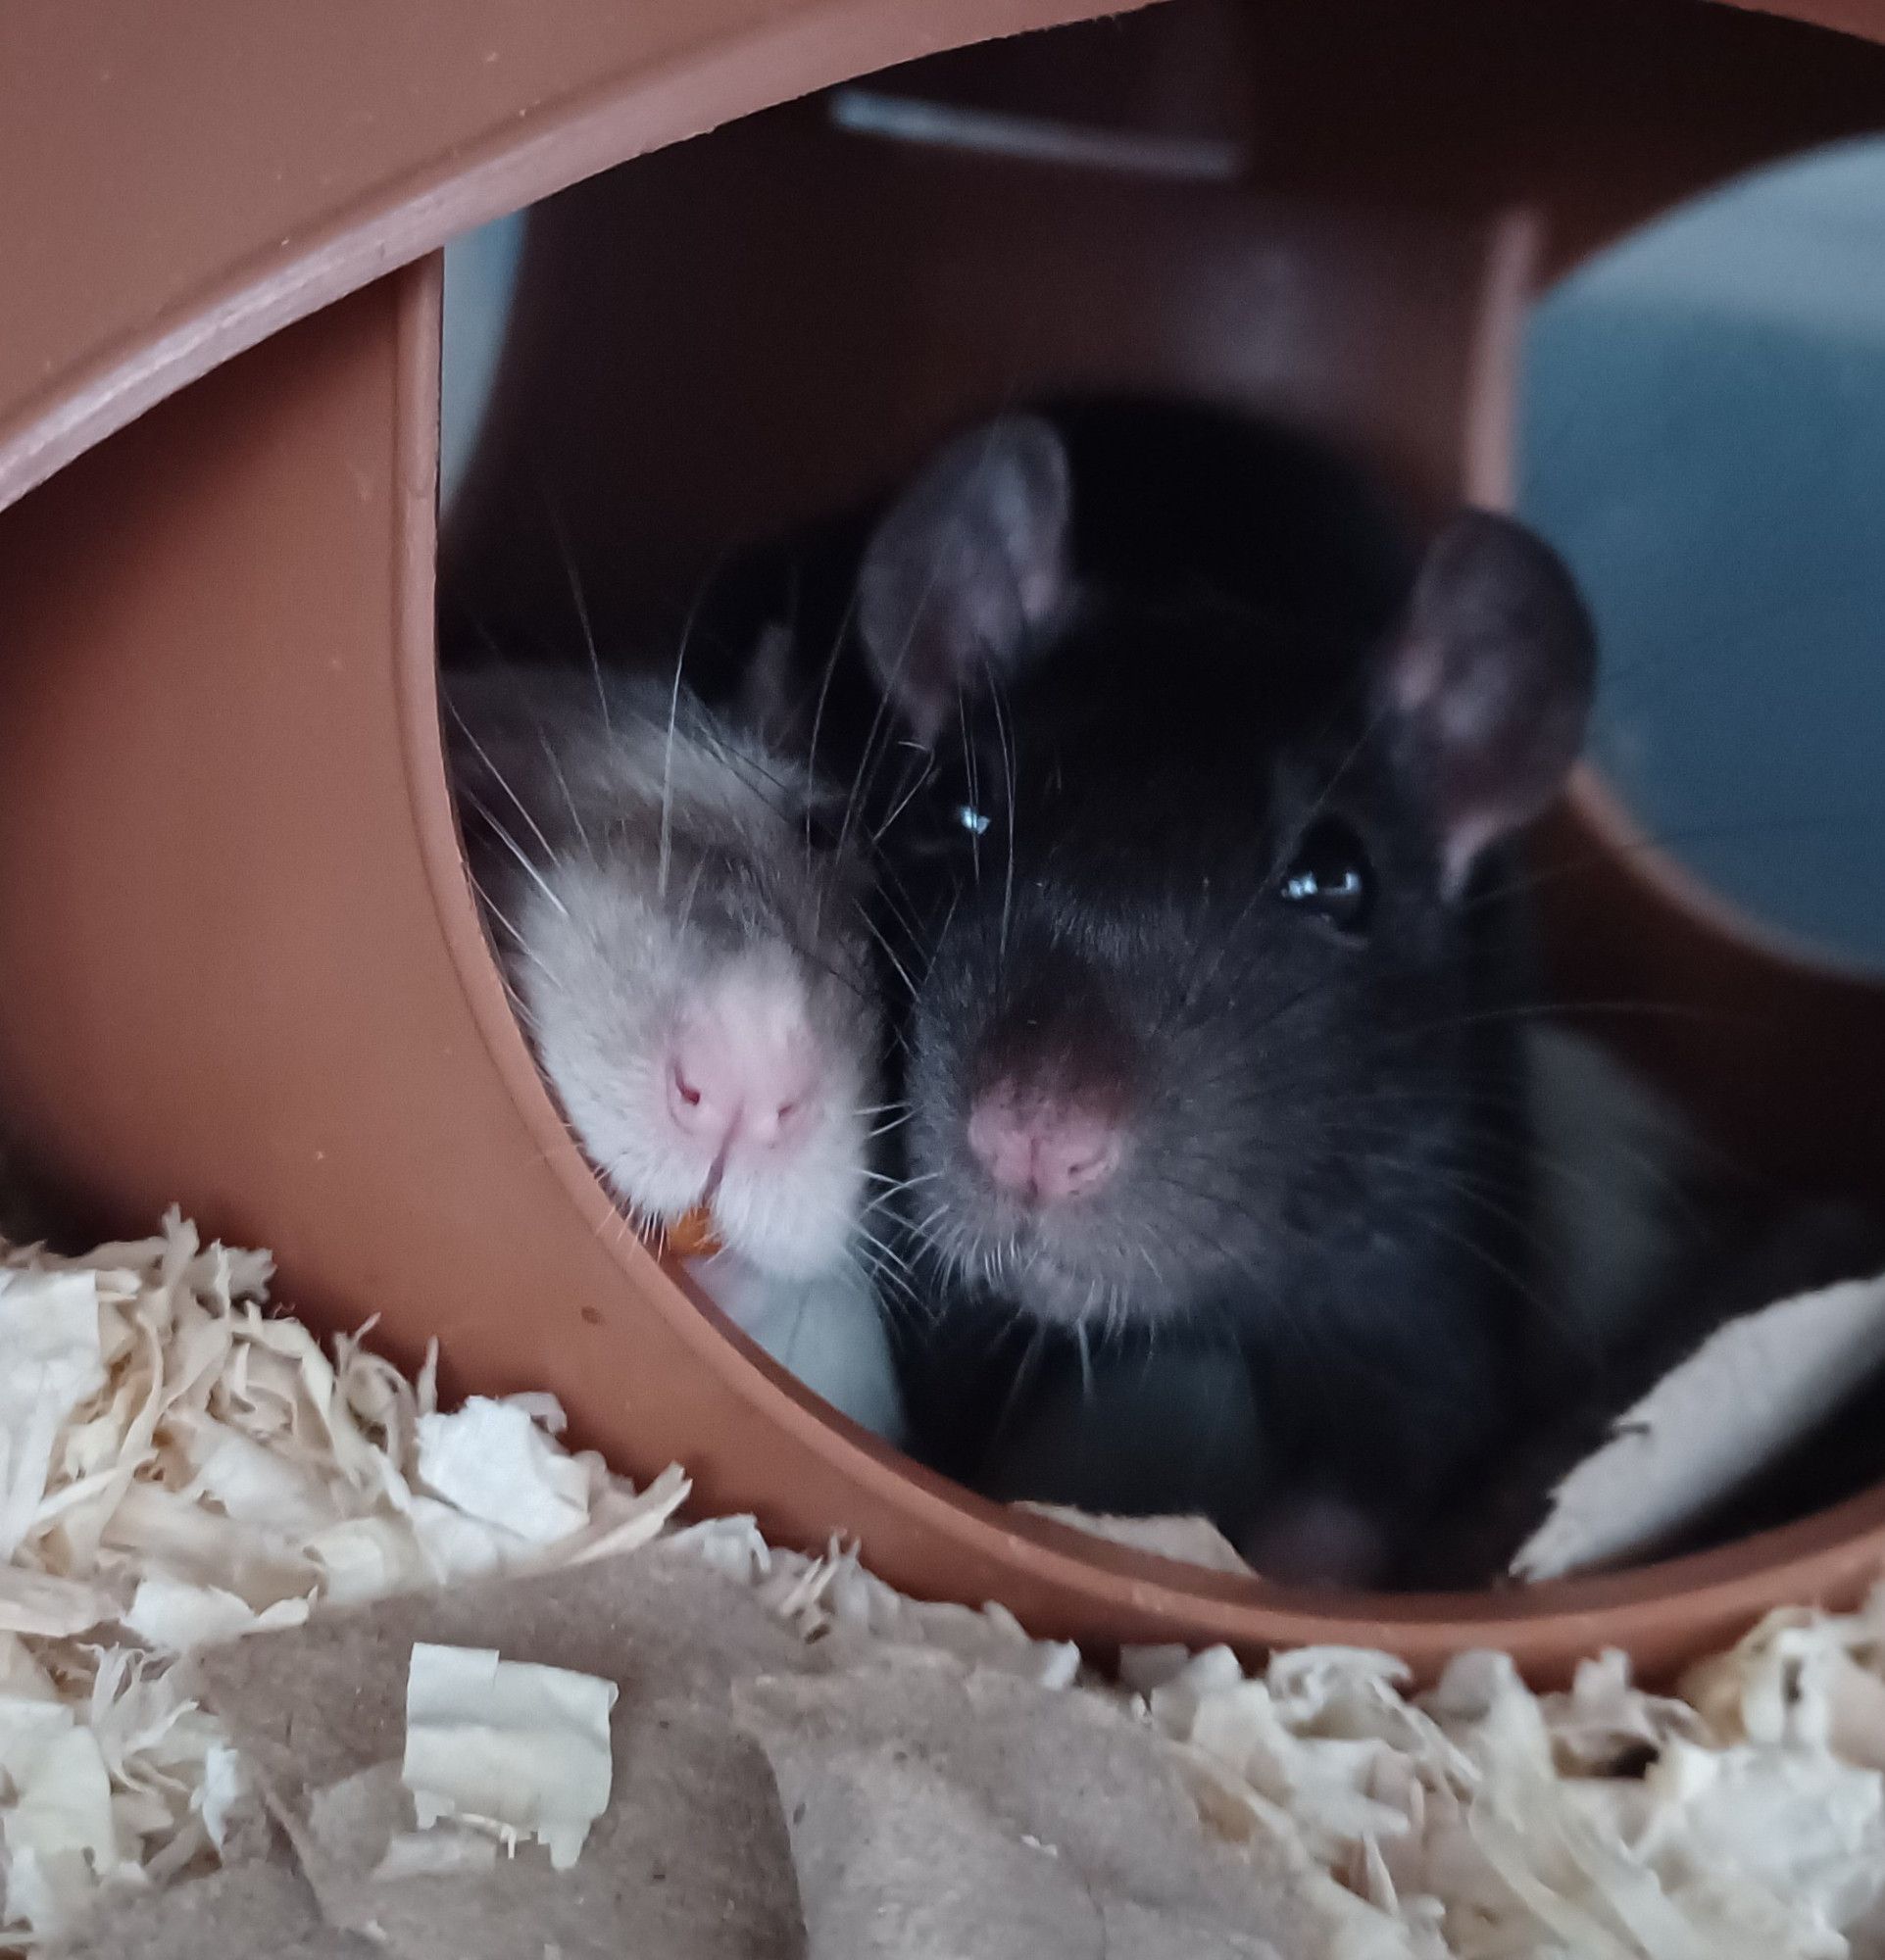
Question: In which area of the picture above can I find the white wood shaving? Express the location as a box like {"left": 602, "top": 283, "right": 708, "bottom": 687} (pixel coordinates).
{"left": 0, "top": 1210, "right": 678, "bottom": 1943}
{"left": 414, "top": 1400, "right": 590, "bottom": 1545}
{"left": 0, "top": 1210, "right": 1879, "bottom": 1956}
{"left": 0, "top": 1273, "right": 107, "bottom": 1564}
{"left": 400, "top": 1643, "right": 617, "bottom": 1870}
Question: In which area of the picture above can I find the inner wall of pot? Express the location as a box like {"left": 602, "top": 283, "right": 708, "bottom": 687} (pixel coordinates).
{"left": 434, "top": 0, "right": 1885, "bottom": 1587}
{"left": 1522, "top": 135, "right": 1885, "bottom": 980}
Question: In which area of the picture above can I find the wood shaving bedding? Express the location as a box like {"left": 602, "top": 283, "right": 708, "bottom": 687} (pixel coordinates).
{"left": 0, "top": 1213, "right": 1879, "bottom": 1955}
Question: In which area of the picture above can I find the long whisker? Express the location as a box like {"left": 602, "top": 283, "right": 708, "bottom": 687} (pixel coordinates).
{"left": 988, "top": 660, "right": 1017, "bottom": 967}
{"left": 468, "top": 873, "right": 558, "bottom": 983}
{"left": 543, "top": 491, "right": 612, "bottom": 746}
{"left": 447, "top": 702, "right": 561, "bottom": 867}
{"left": 1470, "top": 800, "right": 1885, "bottom": 919}
{"left": 659, "top": 641, "right": 686, "bottom": 904}
{"left": 863, "top": 913, "right": 921, "bottom": 1006}
{"left": 464, "top": 797, "right": 569, "bottom": 919}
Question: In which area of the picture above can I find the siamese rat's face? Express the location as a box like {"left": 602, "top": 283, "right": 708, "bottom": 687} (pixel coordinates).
{"left": 448, "top": 663, "right": 879, "bottom": 1280}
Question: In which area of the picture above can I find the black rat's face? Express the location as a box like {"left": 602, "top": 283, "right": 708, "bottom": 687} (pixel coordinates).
{"left": 883, "top": 601, "right": 1494, "bottom": 1329}
{"left": 848, "top": 409, "right": 1596, "bottom": 1337}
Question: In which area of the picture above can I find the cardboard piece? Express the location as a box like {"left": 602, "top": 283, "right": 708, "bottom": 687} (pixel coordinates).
{"left": 736, "top": 1653, "right": 1317, "bottom": 1960}
{"left": 46, "top": 1860, "right": 375, "bottom": 1960}
{"left": 193, "top": 1545, "right": 824, "bottom": 1960}
{"left": 163, "top": 1542, "right": 1335, "bottom": 1960}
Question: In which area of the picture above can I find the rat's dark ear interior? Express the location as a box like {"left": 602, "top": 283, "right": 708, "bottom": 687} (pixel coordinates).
{"left": 855, "top": 416, "right": 1073, "bottom": 743}
{"left": 1381, "top": 511, "right": 1598, "bottom": 896}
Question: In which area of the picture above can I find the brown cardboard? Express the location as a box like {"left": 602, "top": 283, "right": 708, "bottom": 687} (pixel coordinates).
{"left": 48, "top": 1863, "right": 374, "bottom": 1960}
{"left": 194, "top": 1548, "right": 821, "bottom": 1958}
{"left": 735, "top": 1658, "right": 1316, "bottom": 1959}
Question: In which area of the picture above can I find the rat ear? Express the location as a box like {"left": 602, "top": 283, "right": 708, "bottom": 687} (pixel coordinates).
{"left": 1380, "top": 511, "right": 1596, "bottom": 898}
{"left": 856, "top": 416, "right": 1073, "bottom": 745}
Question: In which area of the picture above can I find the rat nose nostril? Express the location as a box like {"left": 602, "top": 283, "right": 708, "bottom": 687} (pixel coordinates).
{"left": 1055, "top": 1131, "right": 1120, "bottom": 1199}
{"left": 668, "top": 995, "right": 821, "bottom": 1153}
{"left": 668, "top": 1056, "right": 724, "bottom": 1138}
{"left": 967, "top": 1088, "right": 1122, "bottom": 1205}
{"left": 743, "top": 1094, "right": 801, "bottom": 1148}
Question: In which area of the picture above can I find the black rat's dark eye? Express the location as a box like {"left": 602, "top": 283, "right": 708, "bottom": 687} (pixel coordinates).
{"left": 898, "top": 765, "right": 996, "bottom": 859}
{"left": 1277, "top": 817, "right": 1375, "bottom": 935}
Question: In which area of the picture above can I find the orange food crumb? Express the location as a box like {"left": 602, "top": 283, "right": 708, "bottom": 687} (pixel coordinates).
{"left": 656, "top": 1207, "right": 720, "bottom": 1260}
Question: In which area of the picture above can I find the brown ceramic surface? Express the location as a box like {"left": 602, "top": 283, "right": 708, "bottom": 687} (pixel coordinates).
{"left": 0, "top": 0, "right": 1883, "bottom": 1686}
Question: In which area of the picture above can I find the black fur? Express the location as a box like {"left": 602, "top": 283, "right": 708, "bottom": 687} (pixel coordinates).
{"left": 702, "top": 395, "right": 1596, "bottom": 1580}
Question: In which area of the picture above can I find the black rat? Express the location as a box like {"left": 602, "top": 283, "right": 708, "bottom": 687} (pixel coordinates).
{"left": 706, "top": 396, "right": 1598, "bottom": 1584}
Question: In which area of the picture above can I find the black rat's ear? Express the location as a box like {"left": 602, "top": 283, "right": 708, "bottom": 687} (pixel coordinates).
{"left": 856, "top": 416, "right": 1073, "bottom": 745}
{"left": 1380, "top": 511, "right": 1597, "bottom": 898}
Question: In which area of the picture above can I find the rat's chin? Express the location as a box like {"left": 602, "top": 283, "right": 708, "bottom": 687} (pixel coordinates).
{"left": 1007, "top": 1256, "right": 1113, "bottom": 1326}
{"left": 710, "top": 1176, "right": 854, "bottom": 1283}
{"left": 917, "top": 1168, "right": 1174, "bottom": 1327}
{"left": 939, "top": 1231, "right": 1153, "bottom": 1330}
{"left": 714, "top": 1212, "right": 833, "bottom": 1282}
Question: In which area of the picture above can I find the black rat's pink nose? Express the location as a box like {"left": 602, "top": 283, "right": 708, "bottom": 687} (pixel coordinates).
{"left": 668, "top": 999, "right": 818, "bottom": 1152}
{"left": 967, "top": 1085, "right": 1122, "bottom": 1205}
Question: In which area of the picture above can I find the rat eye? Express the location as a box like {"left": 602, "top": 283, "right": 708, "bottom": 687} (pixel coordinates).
{"left": 883, "top": 754, "right": 1002, "bottom": 864}
{"left": 1277, "top": 817, "right": 1374, "bottom": 935}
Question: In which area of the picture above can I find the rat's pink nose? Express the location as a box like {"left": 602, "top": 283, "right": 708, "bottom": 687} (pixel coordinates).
{"left": 967, "top": 1087, "right": 1122, "bottom": 1205}
{"left": 668, "top": 1006, "right": 818, "bottom": 1152}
